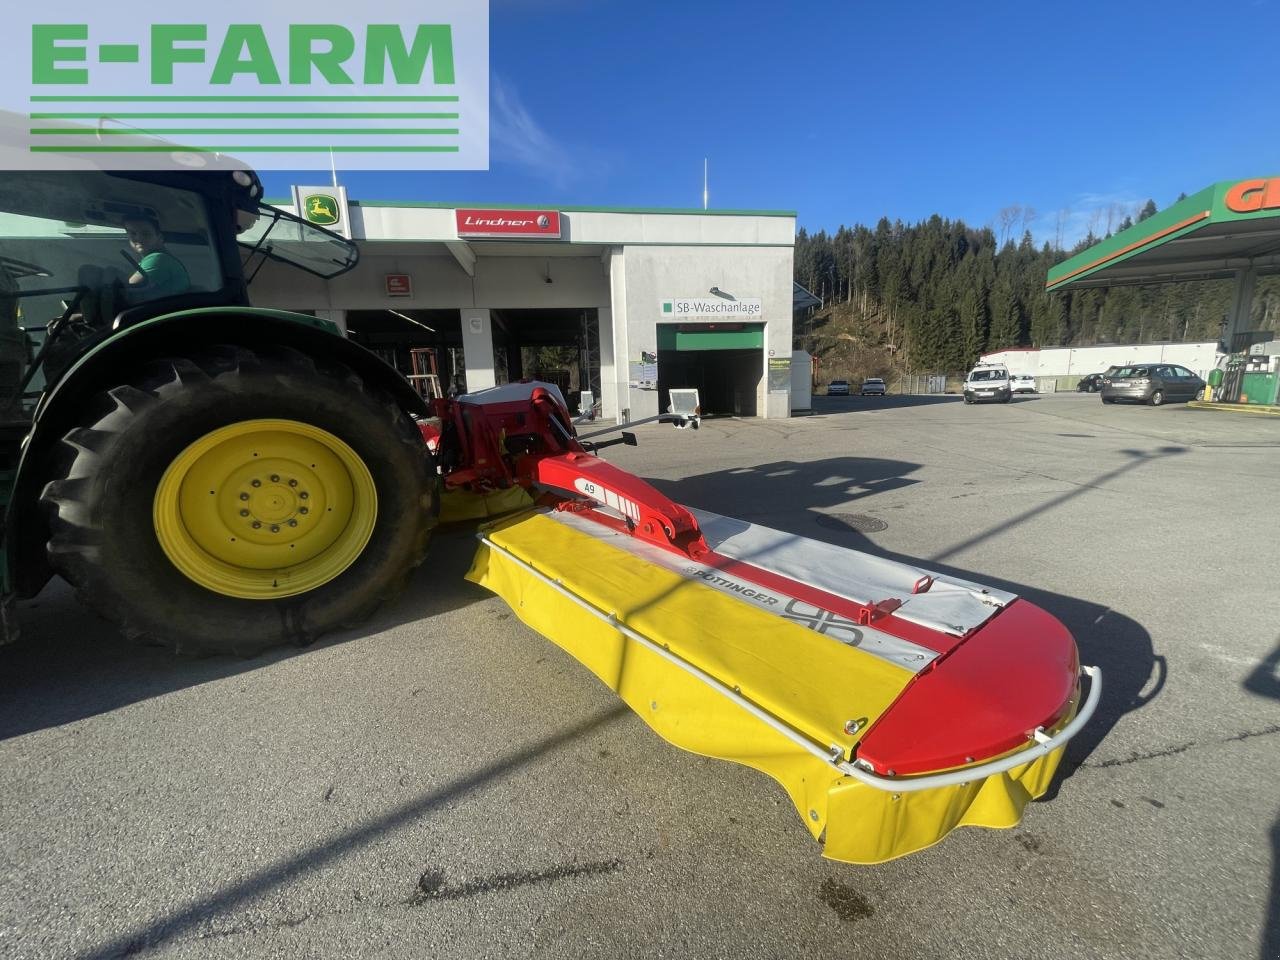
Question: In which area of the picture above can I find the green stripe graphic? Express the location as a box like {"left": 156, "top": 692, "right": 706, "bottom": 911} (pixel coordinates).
{"left": 30, "top": 112, "right": 460, "bottom": 119}
{"left": 30, "top": 95, "right": 460, "bottom": 103}
{"left": 31, "top": 145, "right": 462, "bottom": 153}
{"left": 31, "top": 128, "right": 461, "bottom": 136}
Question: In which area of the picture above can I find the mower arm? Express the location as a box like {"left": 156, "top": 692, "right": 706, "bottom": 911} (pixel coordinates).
{"left": 533, "top": 451, "right": 710, "bottom": 560}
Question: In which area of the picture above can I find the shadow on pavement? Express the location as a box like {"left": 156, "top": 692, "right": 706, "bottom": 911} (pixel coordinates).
{"left": 73, "top": 703, "right": 630, "bottom": 960}
{"left": 810, "top": 394, "right": 960, "bottom": 413}
{"left": 807, "top": 393, "right": 1089, "bottom": 417}
{"left": 652, "top": 455, "right": 922, "bottom": 515}
{"left": 0, "top": 527, "right": 487, "bottom": 742}
{"left": 1243, "top": 641, "right": 1280, "bottom": 960}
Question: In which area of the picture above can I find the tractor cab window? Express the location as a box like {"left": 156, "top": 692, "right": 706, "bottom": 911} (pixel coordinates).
{"left": 236, "top": 202, "right": 359, "bottom": 280}
{"left": 0, "top": 171, "right": 222, "bottom": 401}
{"left": 0, "top": 171, "right": 221, "bottom": 329}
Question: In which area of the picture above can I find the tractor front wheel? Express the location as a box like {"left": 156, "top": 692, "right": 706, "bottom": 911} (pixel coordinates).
{"left": 40, "top": 345, "right": 435, "bottom": 655}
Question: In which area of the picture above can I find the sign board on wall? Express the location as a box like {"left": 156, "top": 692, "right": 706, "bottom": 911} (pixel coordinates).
{"left": 456, "top": 209, "right": 562, "bottom": 239}
{"left": 385, "top": 274, "right": 413, "bottom": 297}
{"left": 768, "top": 357, "right": 791, "bottom": 392}
{"left": 660, "top": 297, "right": 763, "bottom": 319}
{"left": 293, "top": 185, "right": 352, "bottom": 239}
{"left": 628, "top": 351, "right": 657, "bottom": 390}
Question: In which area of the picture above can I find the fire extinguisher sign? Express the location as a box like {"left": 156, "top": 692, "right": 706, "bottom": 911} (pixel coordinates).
{"left": 385, "top": 274, "right": 413, "bottom": 297}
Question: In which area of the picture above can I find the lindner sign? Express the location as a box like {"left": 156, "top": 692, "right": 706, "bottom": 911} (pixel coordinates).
{"left": 455, "top": 209, "right": 561, "bottom": 239}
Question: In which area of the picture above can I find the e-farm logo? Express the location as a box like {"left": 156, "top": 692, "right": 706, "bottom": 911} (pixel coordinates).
{"left": 4, "top": 1, "right": 489, "bottom": 171}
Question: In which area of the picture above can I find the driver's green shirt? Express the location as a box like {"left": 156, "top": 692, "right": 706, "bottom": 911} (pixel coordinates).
{"left": 136, "top": 250, "right": 190, "bottom": 298}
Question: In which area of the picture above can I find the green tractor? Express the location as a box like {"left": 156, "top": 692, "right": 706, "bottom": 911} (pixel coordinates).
{"left": 0, "top": 162, "right": 437, "bottom": 655}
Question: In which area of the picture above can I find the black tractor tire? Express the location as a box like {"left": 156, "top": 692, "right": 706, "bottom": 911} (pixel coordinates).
{"left": 40, "top": 344, "right": 436, "bottom": 656}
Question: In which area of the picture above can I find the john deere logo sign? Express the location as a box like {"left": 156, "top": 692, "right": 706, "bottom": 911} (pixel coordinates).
{"left": 5, "top": 1, "right": 490, "bottom": 172}
{"left": 304, "top": 195, "right": 340, "bottom": 226}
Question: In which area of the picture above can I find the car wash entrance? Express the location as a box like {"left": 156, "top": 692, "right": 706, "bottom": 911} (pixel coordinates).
{"left": 657, "top": 323, "right": 764, "bottom": 417}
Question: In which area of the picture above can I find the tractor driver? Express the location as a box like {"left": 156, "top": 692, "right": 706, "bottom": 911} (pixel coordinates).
{"left": 123, "top": 214, "right": 190, "bottom": 300}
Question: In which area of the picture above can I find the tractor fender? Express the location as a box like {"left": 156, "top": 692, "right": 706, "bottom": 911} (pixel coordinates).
{"left": 7, "top": 306, "right": 428, "bottom": 599}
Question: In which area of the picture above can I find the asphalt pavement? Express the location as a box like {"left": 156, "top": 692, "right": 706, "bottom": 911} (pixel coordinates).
{"left": 1, "top": 391, "right": 1277, "bottom": 960}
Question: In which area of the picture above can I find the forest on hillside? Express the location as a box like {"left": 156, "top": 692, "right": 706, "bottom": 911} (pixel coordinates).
{"left": 793, "top": 199, "right": 1280, "bottom": 373}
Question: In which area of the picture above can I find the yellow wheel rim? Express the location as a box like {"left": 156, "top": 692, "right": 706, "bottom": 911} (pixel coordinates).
{"left": 153, "top": 419, "right": 378, "bottom": 600}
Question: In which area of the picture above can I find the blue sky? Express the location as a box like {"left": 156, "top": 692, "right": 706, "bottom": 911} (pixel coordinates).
{"left": 262, "top": 0, "right": 1275, "bottom": 248}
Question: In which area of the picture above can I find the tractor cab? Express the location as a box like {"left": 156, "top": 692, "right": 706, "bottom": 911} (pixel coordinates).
{"left": 0, "top": 167, "right": 357, "bottom": 415}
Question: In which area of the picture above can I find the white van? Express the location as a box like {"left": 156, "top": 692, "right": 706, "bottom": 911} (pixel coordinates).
{"left": 963, "top": 364, "right": 1012, "bottom": 404}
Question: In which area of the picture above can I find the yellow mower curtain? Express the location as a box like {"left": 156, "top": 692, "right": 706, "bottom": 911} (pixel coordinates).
{"left": 468, "top": 510, "right": 1071, "bottom": 864}
{"left": 440, "top": 486, "right": 535, "bottom": 523}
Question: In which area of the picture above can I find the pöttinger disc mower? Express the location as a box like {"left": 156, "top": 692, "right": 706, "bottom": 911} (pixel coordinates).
{"left": 420, "top": 381, "right": 1101, "bottom": 865}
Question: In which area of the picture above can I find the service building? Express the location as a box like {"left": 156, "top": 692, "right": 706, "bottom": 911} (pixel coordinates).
{"left": 249, "top": 188, "right": 799, "bottom": 422}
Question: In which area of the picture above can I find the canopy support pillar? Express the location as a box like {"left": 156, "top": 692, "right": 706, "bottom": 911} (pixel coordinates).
{"left": 1223, "top": 267, "right": 1257, "bottom": 353}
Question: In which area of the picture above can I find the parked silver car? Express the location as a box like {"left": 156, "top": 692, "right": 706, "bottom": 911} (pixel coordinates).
{"left": 860, "top": 378, "right": 886, "bottom": 396}
{"left": 1101, "top": 364, "right": 1205, "bottom": 406}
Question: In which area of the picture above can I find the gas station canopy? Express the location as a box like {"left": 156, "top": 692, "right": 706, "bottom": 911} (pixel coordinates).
{"left": 1047, "top": 177, "right": 1280, "bottom": 291}
{"left": 1046, "top": 177, "right": 1280, "bottom": 352}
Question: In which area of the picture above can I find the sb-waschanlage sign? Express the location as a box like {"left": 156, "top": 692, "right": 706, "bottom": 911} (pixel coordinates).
{"left": 660, "top": 297, "right": 763, "bottom": 319}
{"left": 3, "top": 1, "right": 488, "bottom": 170}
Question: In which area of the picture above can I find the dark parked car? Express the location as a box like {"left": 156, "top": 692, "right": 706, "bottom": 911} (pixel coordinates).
{"left": 1100, "top": 364, "right": 1205, "bottom": 406}
{"left": 1077, "top": 373, "right": 1105, "bottom": 392}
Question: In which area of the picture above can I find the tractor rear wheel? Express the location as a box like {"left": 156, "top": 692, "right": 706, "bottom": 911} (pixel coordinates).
{"left": 40, "top": 345, "right": 435, "bottom": 655}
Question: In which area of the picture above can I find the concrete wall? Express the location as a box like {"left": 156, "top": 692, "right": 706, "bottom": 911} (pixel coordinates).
{"left": 983, "top": 341, "right": 1224, "bottom": 379}
{"left": 272, "top": 202, "right": 798, "bottom": 248}
{"left": 249, "top": 252, "right": 609, "bottom": 312}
